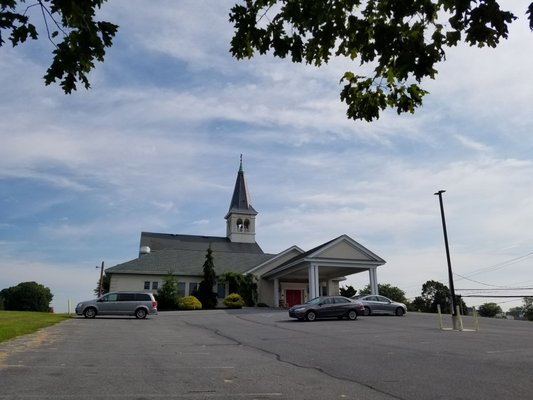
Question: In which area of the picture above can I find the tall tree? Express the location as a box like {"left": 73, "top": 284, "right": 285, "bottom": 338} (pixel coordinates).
{"left": 230, "top": 0, "right": 533, "bottom": 122}
{"left": 413, "top": 280, "right": 450, "bottom": 313}
{"left": 93, "top": 273, "right": 110, "bottom": 297}
{"left": 412, "top": 279, "right": 467, "bottom": 313}
{"left": 0, "top": 281, "right": 53, "bottom": 312}
{"left": 477, "top": 302, "right": 502, "bottom": 318}
{"left": 0, "top": 0, "right": 118, "bottom": 93}
{"left": 524, "top": 297, "right": 533, "bottom": 321}
{"left": 358, "top": 283, "right": 408, "bottom": 304}
{"left": 197, "top": 246, "right": 218, "bottom": 309}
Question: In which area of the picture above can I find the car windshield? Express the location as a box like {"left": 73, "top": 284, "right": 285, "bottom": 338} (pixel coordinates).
{"left": 305, "top": 297, "right": 324, "bottom": 305}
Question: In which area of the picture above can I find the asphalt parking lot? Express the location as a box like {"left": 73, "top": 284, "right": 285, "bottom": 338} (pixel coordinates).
{"left": 1, "top": 309, "right": 532, "bottom": 400}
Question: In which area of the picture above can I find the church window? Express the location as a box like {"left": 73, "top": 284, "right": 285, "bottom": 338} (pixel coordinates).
{"left": 177, "top": 282, "right": 186, "bottom": 297}
{"left": 189, "top": 282, "right": 199, "bottom": 295}
{"left": 217, "top": 283, "right": 226, "bottom": 299}
{"left": 236, "top": 218, "right": 244, "bottom": 231}
{"left": 243, "top": 219, "right": 250, "bottom": 232}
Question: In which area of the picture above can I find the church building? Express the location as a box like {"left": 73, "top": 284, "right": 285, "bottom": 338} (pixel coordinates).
{"left": 105, "top": 159, "right": 386, "bottom": 307}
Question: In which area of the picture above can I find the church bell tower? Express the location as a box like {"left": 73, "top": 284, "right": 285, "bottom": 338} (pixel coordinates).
{"left": 225, "top": 156, "right": 257, "bottom": 243}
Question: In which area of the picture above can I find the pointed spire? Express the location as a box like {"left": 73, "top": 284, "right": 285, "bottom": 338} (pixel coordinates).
{"left": 227, "top": 155, "right": 257, "bottom": 216}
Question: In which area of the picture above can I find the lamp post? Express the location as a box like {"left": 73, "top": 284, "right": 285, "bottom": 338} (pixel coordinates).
{"left": 434, "top": 190, "right": 460, "bottom": 330}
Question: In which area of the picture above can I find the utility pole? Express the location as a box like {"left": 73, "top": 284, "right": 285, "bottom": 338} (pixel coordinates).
{"left": 97, "top": 261, "right": 104, "bottom": 297}
{"left": 434, "top": 190, "right": 460, "bottom": 330}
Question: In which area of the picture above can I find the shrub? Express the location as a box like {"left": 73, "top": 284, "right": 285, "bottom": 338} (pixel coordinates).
{"left": 178, "top": 296, "right": 202, "bottom": 310}
{"left": 223, "top": 293, "right": 245, "bottom": 309}
{"left": 156, "top": 273, "right": 180, "bottom": 310}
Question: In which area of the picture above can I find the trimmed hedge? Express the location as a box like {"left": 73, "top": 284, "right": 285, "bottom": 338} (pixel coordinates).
{"left": 178, "top": 296, "right": 202, "bottom": 310}
{"left": 223, "top": 293, "right": 245, "bottom": 309}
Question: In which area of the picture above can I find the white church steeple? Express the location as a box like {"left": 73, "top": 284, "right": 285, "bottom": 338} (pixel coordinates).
{"left": 225, "top": 156, "right": 257, "bottom": 243}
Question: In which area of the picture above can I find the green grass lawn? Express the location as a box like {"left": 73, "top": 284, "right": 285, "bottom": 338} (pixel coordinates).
{"left": 0, "top": 311, "right": 71, "bottom": 343}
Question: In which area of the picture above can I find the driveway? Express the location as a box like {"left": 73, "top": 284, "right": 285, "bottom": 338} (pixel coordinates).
{"left": 1, "top": 309, "right": 532, "bottom": 399}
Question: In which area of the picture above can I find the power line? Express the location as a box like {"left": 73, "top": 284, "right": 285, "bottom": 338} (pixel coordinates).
{"left": 456, "top": 251, "right": 533, "bottom": 279}
{"left": 456, "top": 287, "right": 533, "bottom": 291}
{"left": 461, "top": 295, "right": 533, "bottom": 298}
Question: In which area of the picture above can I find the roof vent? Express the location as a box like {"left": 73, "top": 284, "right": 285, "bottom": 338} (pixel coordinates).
{"left": 140, "top": 246, "right": 151, "bottom": 255}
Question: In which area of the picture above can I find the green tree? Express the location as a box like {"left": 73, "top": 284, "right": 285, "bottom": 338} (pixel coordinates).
{"left": 0, "top": 281, "right": 53, "bottom": 311}
{"left": 93, "top": 273, "right": 110, "bottom": 297}
{"left": 155, "top": 273, "right": 180, "bottom": 311}
{"left": 218, "top": 272, "right": 258, "bottom": 306}
{"left": 197, "top": 246, "right": 217, "bottom": 309}
{"left": 524, "top": 297, "right": 533, "bottom": 321}
{"left": 412, "top": 280, "right": 467, "bottom": 314}
{"left": 415, "top": 280, "right": 450, "bottom": 313}
{"left": 339, "top": 285, "right": 356, "bottom": 298}
{"left": 0, "top": 0, "right": 118, "bottom": 93}
{"left": 230, "top": 1, "right": 533, "bottom": 122}
{"left": 477, "top": 302, "right": 502, "bottom": 318}
{"left": 507, "top": 306, "right": 524, "bottom": 319}
{"left": 358, "top": 283, "right": 408, "bottom": 304}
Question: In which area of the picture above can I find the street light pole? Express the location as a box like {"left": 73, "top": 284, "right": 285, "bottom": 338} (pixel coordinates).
{"left": 434, "top": 190, "right": 460, "bottom": 330}
{"left": 97, "top": 261, "right": 104, "bottom": 297}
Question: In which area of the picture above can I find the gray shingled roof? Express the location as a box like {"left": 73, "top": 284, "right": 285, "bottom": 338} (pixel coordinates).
{"left": 139, "top": 232, "right": 264, "bottom": 254}
{"left": 106, "top": 248, "right": 274, "bottom": 276}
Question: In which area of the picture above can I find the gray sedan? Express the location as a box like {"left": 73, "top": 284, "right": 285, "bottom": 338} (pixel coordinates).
{"left": 355, "top": 295, "right": 407, "bottom": 316}
{"left": 288, "top": 296, "right": 364, "bottom": 321}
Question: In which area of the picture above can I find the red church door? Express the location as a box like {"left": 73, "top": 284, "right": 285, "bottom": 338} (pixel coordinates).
{"left": 285, "top": 289, "right": 302, "bottom": 307}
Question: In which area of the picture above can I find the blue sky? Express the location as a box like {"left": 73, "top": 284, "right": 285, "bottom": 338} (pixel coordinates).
{"left": 1, "top": 1, "right": 533, "bottom": 312}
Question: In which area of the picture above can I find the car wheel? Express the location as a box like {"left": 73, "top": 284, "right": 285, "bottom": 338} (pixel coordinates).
{"left": 363, "top": 306, "right": 371, "bottom": 316}
{"left": 395, "top": 307, "right": 405, "bottom": 317}
{"left": 84, "top": 307, "right": 96, "bottom": 319}
{"left": 305, "top": 310, "right": 316, "bottom": 322}
{"left": 135, "top": 308, "right": 147, "bottom": 319}
{"left": 347, "top": 310, "right": 358, "bottom": 320}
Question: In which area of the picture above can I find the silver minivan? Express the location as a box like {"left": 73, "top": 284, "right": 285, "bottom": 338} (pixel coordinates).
{"left": 76, "top": 292, "right": 158, "bottom": 319}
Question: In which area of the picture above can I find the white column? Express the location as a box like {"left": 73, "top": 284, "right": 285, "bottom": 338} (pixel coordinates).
{"left": 327, "top": 279, "right": 334, "bottom": 296}
{"left": 274, "top": 278, "right": 280, "bottom": 308}
{"left": 308, "top": 264, "right": 320, "bottom": 299}
{"left": 369, "top": 268, "right": 379, "bottom": 295}
{"left": 308, "top": 265, "right": 315, "bottom": 299}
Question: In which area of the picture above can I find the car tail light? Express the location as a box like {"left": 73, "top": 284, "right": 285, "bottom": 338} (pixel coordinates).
{"left": 152, "top": 300, "right": 158, "bottom": 308}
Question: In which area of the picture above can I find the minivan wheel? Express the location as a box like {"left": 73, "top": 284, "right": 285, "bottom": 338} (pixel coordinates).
{"left": 135, "top": 308, "right": 147, "bottom": 319}
{"left": 395, "top": 307, "right": 405, "bottom": 317}
{"left": 347, "top": 310, "right": 358, "bottom": 320}
{"left": 84, "top": 307, "right": 96, "bottom": 319}
{"left": 305, "top": 310, "right": 316, "bottom": 322}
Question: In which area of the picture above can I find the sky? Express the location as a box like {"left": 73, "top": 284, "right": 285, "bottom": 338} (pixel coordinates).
{"left": 1, "top": 1, "right": 532, "bottom": 313}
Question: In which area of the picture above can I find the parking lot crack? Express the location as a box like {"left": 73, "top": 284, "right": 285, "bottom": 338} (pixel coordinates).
{"left": 183, "top": 320, "right": 405, "bottom": 400}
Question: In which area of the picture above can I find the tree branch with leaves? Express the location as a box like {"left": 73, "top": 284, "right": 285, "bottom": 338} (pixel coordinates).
{"left": 1, "top": 0, "right": 118, "bottom": 93}
{"left": 230, "top": 0, "right": 532, "bottom": 122}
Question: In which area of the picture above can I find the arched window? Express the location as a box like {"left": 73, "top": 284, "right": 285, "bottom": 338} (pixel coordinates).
{"left": 243, "top": 219, "right": 250, "bottom": 232}
{"left": 236, "top": 218, "right": 244, "bottom": 232}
